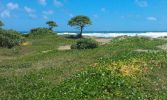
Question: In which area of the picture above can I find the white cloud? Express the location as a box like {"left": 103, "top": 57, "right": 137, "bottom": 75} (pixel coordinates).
{"left": 7, "top": 2, "right": 19, "bottom": 10}
{"left": 135, "top": 0, "right": 148, "bottom": 7}
{"left": 43, "top": 10, "right": 54, "bottom": 15}
{"left": 0, "top": 2, "right": 19, "bottom": 18}
{"left": 43, "top": 15, "right": 48, "bottom": 19}
{"left": 93, "top": 14, "right": 98, "bottom": 18}
{"left": 0, "top": 10, "right": 10, "bottom": 18}
{"left": 24, "top": 6, "right": 35, "bottom": 13}
{"left": 101, "top": 8, "right": 106, "bottom": 12}
{"left": 54, "top": 0, "right": 63, "bottom": 7}
{"left": 121, "top": 14, "right": 141, "bottom": 19}
{"left": 0, "top": 1, "right": 4, "bottom": 11}
{"left": 121, "top": 16, "right": 125, "bottom": 19}
{"left": 24, "top": 6, "right": 37, "bottom": 18}
{"left": 42, "top": 10, "right": 54, "bottom": 19}
{"left": 29, "top": 14, "right": 37, "bottom": 18}
{"left": 147, "top": 17, "right": 157, "bottom": 21}
{"left": 38, "top": 0, "right": 47, "bottom": 6}
{"left": 69, "top": 14, "right": 74, "bottom": 17}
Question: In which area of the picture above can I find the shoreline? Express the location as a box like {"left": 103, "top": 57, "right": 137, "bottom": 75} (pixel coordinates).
{"left": 57, "top": 32, "right": 167, "bottom": 38}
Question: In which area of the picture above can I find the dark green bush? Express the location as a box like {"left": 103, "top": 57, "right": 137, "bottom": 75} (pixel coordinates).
{"left": 28, "top": 28, "right": 55, "bottom": 37}
{"left": 0, "top": 29, "right": 24, "bottom": 48}
{"left": 71, "top": 38, "right": 98, "bottom": 49}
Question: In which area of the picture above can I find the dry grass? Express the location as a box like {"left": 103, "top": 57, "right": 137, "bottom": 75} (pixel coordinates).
{"left": 58, "top": 45, "right": 71, "bottom": 50}
{"left": 157, "top": 43, "right": 167, "bottom": 50}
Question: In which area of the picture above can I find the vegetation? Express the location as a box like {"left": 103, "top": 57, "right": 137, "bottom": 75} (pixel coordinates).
{"left": 0, "top": 35, "right": 167, "bottom": 99}
{"left": 28, "top": 28, "right": 55, "bottom": 37}
{"left": 54, "top": 37, "right": 167, "bottom": 99}
{"left": 46, "top": 21, "right": 58, "bottom": 31}
{"left": 0, "top": 29, "right": 24, "bottom": 48}
{"left": 0, "top": 20, "right": 4, "bottom": 28}
{"left": 0, "top": 16, "right": 167, "bottom": 99}
{"left": 71, "top": 38, "right": 98, "bottom": 49}
{"left": 68, "top": 16, "right": 91, "bottom": 38}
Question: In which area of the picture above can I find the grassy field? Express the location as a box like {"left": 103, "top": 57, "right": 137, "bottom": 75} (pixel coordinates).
{"left": 0, "top": 35, "right": 167, "bottom": 99}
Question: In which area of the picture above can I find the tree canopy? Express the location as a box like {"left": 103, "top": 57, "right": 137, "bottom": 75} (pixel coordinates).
{"left": 68, "top": 16, "right": 91, "bottom": 38}
{"left": 46, "top": 21, "right": 58, "bottom": 31}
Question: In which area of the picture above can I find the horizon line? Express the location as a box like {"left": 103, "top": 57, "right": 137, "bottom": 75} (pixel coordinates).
{"left": 19, "top": 31, "right": 167, "bottom": 33}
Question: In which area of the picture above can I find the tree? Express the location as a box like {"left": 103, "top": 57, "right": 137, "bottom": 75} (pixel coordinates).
{"left": 68, "top": 16, "right": 91, "bottom": 38}
{"left": 0, "top": 20, "right": 4, "bottom": 28}
{"left": 46, "top": 21, "right": 57, "bottom": 31}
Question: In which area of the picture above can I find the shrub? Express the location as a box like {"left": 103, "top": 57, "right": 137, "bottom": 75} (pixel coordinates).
{"left": 0, "top": 29, "right": 24, "bottom": 48}
{"left": 64, "top": 34, "right": 81, "bottom": 39}
{"left": 71, "top": 38, "right": 98, "bottom": 49}
{"left": 28, "top": 28, "right": 55, "bottom": 37}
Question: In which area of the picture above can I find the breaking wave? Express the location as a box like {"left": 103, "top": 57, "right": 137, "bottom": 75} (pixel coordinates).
{"left": 58, "top": 32, "right": 167, "bottom": 38}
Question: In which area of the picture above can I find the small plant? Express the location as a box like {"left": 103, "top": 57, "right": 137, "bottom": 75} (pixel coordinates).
{"left": 71, "top": 38, "right": 98, "bottom": 49}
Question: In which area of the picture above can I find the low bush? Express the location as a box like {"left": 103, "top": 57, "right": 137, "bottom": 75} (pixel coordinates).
{"left": 28, "top": 28, "right": 55, "bottom": 37}
{"left": 71, "top": 38, "right": 98, "bottom": 49}
{"left": 64, "top": 34, "right": 81, "bottom": 39}
{"left": 0, "top": 29, "right": 24, "bottom": 48}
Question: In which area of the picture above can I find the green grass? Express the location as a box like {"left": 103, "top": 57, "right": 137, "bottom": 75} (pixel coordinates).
{"left": 54, "top": 52, "right": 167, "bottom": 99}
{"left": 0, "top": 35, "right": 167, "bottom": 99}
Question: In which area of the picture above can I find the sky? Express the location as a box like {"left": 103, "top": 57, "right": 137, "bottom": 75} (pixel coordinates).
{"left": 0, "top": 0, "right": 167, "bottom": 31}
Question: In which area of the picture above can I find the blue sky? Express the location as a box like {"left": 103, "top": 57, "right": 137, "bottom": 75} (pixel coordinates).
{"left": 0, "top": 0, "right": 167, "bottom": 31}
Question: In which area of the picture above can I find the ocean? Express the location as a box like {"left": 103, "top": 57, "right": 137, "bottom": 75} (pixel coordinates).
{"left": 57, "top": 31, "right": 167, "bottom": 38}
{"left": 22, "top": 31, "right": 167, "bottom": 38}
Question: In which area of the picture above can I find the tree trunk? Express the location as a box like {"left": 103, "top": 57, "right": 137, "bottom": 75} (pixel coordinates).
{"left": 79, "top": 26, "right": 83, "bottom": 38}
{"left": 49, "top": 27, "right": 52, "bottom": 31}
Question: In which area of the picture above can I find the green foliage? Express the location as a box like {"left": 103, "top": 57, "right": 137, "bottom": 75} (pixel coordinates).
{"left": 54, "top": 51, "right": 167, "bottom": 99}
{"left": 110, "top": 36, "right": 167, "bottom": 50}
{"left": 68, "top": 16, "right": 91, "bottom": 38}
{"left": 0, "top": 36, "right": 167, "bottom": 99}
{"left": 68, "top": 16, "right": 91, "bottom": 27}
{"left": 0, "top": 29, "right": 24, "bottom": 48}
{"left": 46, "top": 21, "right": 58, "bottom": 30}
{"left": 0, "top": 20, "right": 4, "bottom": 28}
{"left": 54, "top": 68, "right": 151, "bottom": 99}
{"left": 71, "top": 38, "right": 98, "bottom": 49}
{"left": 28, "top": 28, "right": 55, "bottom": 37}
